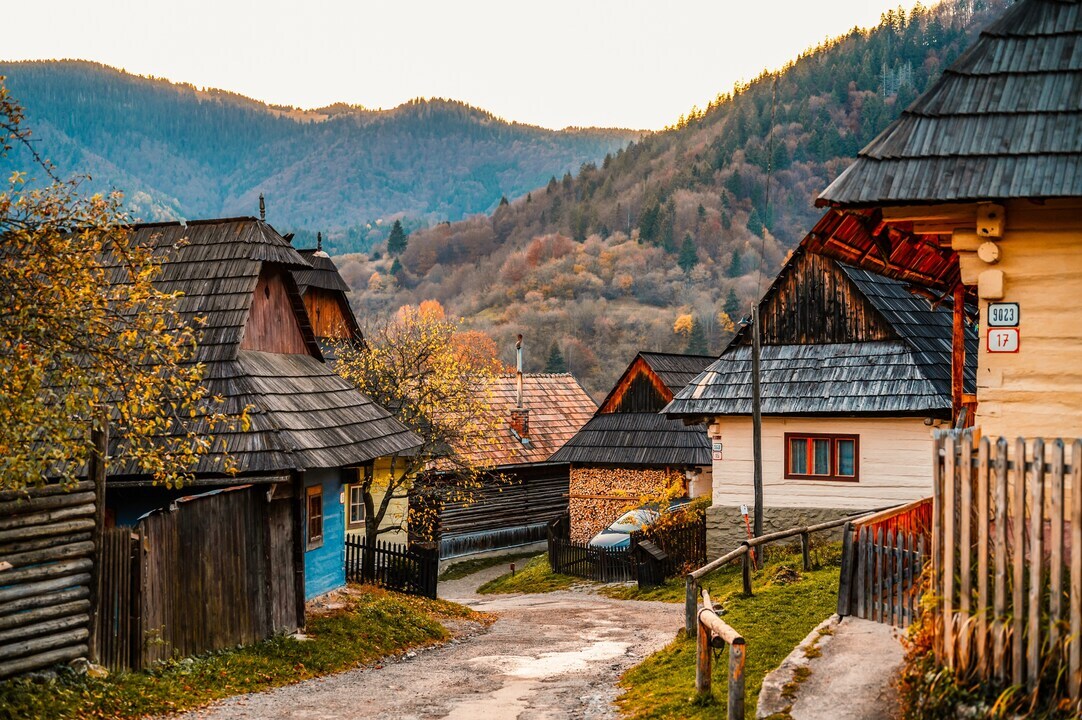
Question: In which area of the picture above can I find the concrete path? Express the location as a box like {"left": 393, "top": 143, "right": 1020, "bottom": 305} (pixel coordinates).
{"left": 172, "top": 563, "right": 681, "bottom": 720}
{"left": 757, "top": 615, "right": 904, "bottom": 720}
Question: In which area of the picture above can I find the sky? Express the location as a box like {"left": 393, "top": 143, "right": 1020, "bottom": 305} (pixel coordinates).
{"left": 5, "top": 0, "right": 928, "bottom": 130}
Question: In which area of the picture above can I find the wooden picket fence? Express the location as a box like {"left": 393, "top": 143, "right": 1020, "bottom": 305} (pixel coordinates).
{"left": 836, "top": 498, "right": 930, "bottom": 628}
{"left": 547, "top": 537, "right": 637, "bottom": 582}
{"left": 344, "top": 537, "right": 439, "bottom": 599}
{"left": 932, "top": 430, "right": 1081, "bottom": 703}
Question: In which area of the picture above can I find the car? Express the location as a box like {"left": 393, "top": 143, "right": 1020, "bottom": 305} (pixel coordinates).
{"left": 586, "top": 499, "right": 692, "bottom": 549}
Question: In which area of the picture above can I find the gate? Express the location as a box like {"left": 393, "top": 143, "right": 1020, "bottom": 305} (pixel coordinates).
{"left": 838, "top": 498, "right": 931, "bottom": 628}
{"left": 94, "top": 527, "right": 139, "bottom": 671}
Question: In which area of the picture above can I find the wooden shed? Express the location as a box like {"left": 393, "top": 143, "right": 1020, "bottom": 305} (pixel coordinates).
{"left": 807, "top": 0, "right": 1082, "bottom": 440}
{"left": 666, "top": 246, "right": 975, "bottom": 555}
{"left": 549, "top": 352, "right": 715, "bottom": 542}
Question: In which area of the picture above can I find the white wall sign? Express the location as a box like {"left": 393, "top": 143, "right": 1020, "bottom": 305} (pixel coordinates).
{"left": 987, "top": 327, "right": 1020, "bottom": 353}
{"left": 988, "top": 302, "right": 1020, "bottom": 327}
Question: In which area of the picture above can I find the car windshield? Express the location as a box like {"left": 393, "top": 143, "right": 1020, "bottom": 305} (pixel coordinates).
{"left": 607, "top": 509, "right": 658, "bottom": 534}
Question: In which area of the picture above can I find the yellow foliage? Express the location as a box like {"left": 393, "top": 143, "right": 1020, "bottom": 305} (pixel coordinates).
{"left": 673, "top": 313, "right": 694, "bottom": 337}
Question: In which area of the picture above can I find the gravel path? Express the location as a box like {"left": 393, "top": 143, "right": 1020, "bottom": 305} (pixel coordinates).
{"left": 172, "top": 563, "right": 681, "bottom": 720}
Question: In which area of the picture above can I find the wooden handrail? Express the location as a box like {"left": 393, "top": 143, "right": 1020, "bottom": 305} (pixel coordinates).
{"left": 684, "top": 506, "right": 895, "bottom": 635}
{"left": 696, "top": 587, "right": 746, "bottom": 719}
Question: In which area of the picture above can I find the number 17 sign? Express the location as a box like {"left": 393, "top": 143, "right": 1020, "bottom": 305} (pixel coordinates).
{"left": 988, "top": 327, "right": 1020, "bottom": 353}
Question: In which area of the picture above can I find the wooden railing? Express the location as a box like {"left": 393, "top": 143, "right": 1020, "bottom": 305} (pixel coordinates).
{"left": 695, "top": 587, "right": 746, "bottom": 720}
{"left": 932, "top": 430, "right": 1081, "bottom": 704}
{"left": 683, "top": 511, "right": 883, "bottom": 635}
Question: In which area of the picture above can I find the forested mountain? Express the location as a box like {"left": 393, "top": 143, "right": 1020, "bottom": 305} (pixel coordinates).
{"left": 344, "top": 0, "right": 1010, "bottom": 395}
{"left": 0, "top": 61, "right": 637, "bottom": 253}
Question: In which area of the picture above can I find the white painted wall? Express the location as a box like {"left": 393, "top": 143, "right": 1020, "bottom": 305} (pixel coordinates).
{"left": 707, "top": 416, "right": 937, "bottom": 510}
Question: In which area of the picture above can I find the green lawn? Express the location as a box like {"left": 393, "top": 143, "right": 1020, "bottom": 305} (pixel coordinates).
{"left": 438, "top": 551, "right": 540, "bottom": 581}
{"left": 616, "top": 547, "right": 841, "bottom": 720}
{"left": 476, "top": 554, "right": 580, "bottom": 594}
{"left": 0, "top": 585, "right": 486, "bottom": 720}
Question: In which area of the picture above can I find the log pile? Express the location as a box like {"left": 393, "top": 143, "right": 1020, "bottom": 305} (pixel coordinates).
{"left": 0, "top": 481, "right": 96, "bottom": 679}
{"left": 568, "top": 467, "right": 684, "bottom": 543}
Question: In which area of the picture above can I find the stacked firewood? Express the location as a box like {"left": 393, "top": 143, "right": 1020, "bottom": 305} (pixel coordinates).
{"left": 568, "top": 467, "right": 684, "bottom": 543}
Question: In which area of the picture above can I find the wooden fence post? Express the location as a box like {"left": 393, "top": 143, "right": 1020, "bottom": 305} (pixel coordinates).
{"left": 958, "top": 432, "right": 973, "bottom": 670}
{"left": 836, "top": 522, "right": 855, "bottom": 617}
{"left": 943, "top": 433, "right": 957, "bottom": 669}
{"left": 695, "top": 613, "right": 712, "bottom": 696}
{"left": 685, "top": 575, "right": 697, "bottom": 638}
{"left": 1027, "top": 439, "right": 1045, "bottom": 692}
{"left": 1070, "top": 439, "right": 1082, "bottom": 704}
{"left": 729, "top": 638, "right": 746, "bottom": 720}
{"left": 993, "top": 437, "right": 1008, "bottom": 682}
{"left": 1011, "top": 437, "right": 1026, "bottom": 687}
{"left": 976, "top": 437, "right": 990, "bottom": 675}
{"left": 741, "top": 549, "right": 752, "bottom": 596}
{"left": 800, "top": 531, "right": 811, "bottom": 572}
{"left": 86, "top": 426, "right": 108, "bottom": 665}
{"left": 1048, "top": 440, "right": 1065, "bottom": 660}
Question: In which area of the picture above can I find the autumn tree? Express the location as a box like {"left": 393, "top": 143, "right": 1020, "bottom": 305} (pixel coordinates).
{"left": 685, "top": 317, "right": 709, "bottom": 355}
{"left": 0, "top": 79, "right": 241, "bottom": 491}
{"left": 387, "top": 219, "right": 408, "bottom": 256}
{"left": 334, "top": 300, "right": 502, "bottom": 546}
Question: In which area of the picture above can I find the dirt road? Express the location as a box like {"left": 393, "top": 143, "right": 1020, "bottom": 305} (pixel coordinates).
{"left": 175, "top": 565, "right": 681, "bottom": 720}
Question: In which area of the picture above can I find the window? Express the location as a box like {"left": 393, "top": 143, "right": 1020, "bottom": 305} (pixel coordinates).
{"left": 784, "top": 434, "right": 859, "bottom": 481}
{"left": 306, "top": 485, "right": 323, "bottom": 549}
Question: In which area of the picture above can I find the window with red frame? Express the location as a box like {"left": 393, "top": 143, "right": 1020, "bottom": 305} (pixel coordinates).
{"left": 784, "top": 433, "right": 859, "bottom": 481}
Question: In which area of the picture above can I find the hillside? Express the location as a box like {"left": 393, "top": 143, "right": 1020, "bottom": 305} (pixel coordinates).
{"left": 0, "top": 60, "right": 638, "bottom": 252}
{"left": 345, "top": 0, "right": 1009, "bottom": 395}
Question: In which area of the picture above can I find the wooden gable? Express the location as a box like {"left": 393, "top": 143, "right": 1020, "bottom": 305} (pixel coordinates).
{"left": 302, "top": 288, "right": 357, "bottom": 341}
{"left": 598, "top": 357, "right": 672, "bottom": 414}
{"left": 241, "top": 267, "right": 317, "bottom": 355}
{"left": 741, "top": 250, "right": 896, "bottom": 347}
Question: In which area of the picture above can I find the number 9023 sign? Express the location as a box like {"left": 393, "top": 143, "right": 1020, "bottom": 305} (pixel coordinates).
{"left": 987, "top": 302, "right": 1019, "bottom": 327}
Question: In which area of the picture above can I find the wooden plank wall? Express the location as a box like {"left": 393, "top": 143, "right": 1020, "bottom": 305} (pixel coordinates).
{"left": 138, "top": 485, "right": 297, "bottom": 667}
{"left": 240, "top": 269, "right": 311, "bottom": 355}
{"left": 932, "top": 430, "right": 1081, "bottom": 706}
{"left": 0, "top": 481, "right": 96, "bottom": 679}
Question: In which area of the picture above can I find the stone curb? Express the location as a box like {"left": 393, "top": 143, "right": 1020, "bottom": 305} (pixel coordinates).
{"left": 755, "top": 613, "right": 840, "bottom": 719}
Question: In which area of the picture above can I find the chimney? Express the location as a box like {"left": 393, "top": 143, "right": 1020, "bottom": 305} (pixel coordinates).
{"left": 317, "top": 231, "right": 323, "bottom": 252}
{"left": 258, "top": 193, "right": 266, "bottom": 221}
{"left": 510, "top": 334, "right": 530, "bottom": 441}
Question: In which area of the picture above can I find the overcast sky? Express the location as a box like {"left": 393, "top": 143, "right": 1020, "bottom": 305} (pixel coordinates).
{"left": 5, "top": 0, "right": 927, "bottom": 130}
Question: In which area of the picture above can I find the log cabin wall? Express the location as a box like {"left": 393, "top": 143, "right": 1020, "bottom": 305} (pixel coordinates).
{"left": 303, "top": 288, "right": 354, "bottom": 341}
{"left": 240, "top": 268, "right": 311, "bottom": 355}
{"left": 957, "top": 200, "right": 1082, "bottom": 439}
{"left": 568, "top": 467, "right": 685, "bottom": 543}
{"left": 748, "top": 252, "right": 896, "bottom": 346}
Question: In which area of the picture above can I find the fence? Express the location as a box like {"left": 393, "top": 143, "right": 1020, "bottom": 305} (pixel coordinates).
{"left": 695, "top": 587, "right": 746, "bottom": 720}
{"left": 836, "top": 499, "right": 930, "bottom": 628}
{"left": 547, "top": 537, "right": 637, "bottom": 582}
{"left": 932, "top": 430, "right": 1081, "bottom": 702}
{"left": 0, "top": 480, "right": 98, "bottom": 679}
{"left": 684, "top": 511, "right": 882, "bottom": 636}
{"left": 345, "top": 537, "right": 439, "bottom": 599}
{"left": 629, "top": 513, "right": 707, "bottom": 576}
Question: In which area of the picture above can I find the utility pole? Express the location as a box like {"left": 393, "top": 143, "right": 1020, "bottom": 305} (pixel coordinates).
{"left": 750, "top": 305, "right": 764, "bottom": 538}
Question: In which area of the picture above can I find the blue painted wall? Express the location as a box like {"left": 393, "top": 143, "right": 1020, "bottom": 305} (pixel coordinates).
{"left": 304, "top": 468, "right": 346, "bottom": 599}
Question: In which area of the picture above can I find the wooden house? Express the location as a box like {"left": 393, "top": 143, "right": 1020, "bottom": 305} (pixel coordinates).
{"left": 549, "top": 352, "right": 715, "bottom": 542}
{"left": 413, "top": 372, "right": 596, "bottom": 559}
{"left": 806, "top": 0, "right": 1082, "bottom": 440}
{"left": 105, "top": 218, "right": 419, "bottom": 613}
{"left": 293, "top": 239, "right": 363, "bottom": 357}
{"left": 665, "top": 246, "right": 975, "bottom": 555}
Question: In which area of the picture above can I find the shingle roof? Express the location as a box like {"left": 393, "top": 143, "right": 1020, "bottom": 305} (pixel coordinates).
{"left": 665, "top": 249, "right": 977, "bottom": 419}
{"left": 548, "top": 412, "right": 710, "bottom": 467}
{"left": 664, "top": 341, "right": 953, "bottom": 417}
{"left": 294, "top": 249, "right": 351, "bottom": 293}
{"left": 463, "top": 374, "right": 597, "bottom": 469}
{"left": 637, "top": 352, "right": 717, "bottom": 394}
{"left": 819, "top": 0, "right": 1082, "bottom": 206}
{"left": 107, "top": 218, "right": 418, "bottom": 478}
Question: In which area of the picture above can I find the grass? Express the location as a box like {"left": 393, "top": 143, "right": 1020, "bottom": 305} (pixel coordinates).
{"left": 0, "top": 585, "right": 487, "bottom": 720}
{"left": 438, "top": 551, "right": 539, "bottom": 581}
{"left": 476, "top": 554, "right": 580, "bottom": 594}
{"left": 615, "top": 546, "right": 842, "bottom": 720}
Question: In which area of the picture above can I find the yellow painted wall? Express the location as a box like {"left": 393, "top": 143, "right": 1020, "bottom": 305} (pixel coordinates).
{"left": 707, "top": 416, "right": 936, "bottom": 510}
{"left": 344, "top": 456, "right": 409, "bottom": 544}
{"left": 957, "top": 200, "right": 1082, "bottom": 440}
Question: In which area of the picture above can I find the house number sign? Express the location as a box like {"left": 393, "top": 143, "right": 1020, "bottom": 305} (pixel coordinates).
{"left": 987, "top": 302, "right": 1020, "bottom": 353}
{"left": 987, "top": 302, "right": 1019, "bottom": 327}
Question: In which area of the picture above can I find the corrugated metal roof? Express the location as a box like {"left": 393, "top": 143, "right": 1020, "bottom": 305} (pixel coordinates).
{"left": 548, "top": 412, "right": 710, "bottom": 467}
{"left": 819, "top": 0, "right": 1082, "bottom": 206}
{"left": 463, "top": 374, "right": 597, "bottom": 469}
{"left": 106, "top": 218, "right": 419, "bottom": 478}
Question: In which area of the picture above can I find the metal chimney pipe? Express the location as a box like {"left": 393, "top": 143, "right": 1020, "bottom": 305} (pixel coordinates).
{"left": 516, "top": 334, "right": 523, "bottom": 409}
